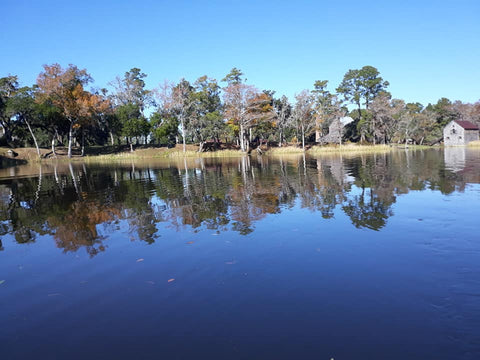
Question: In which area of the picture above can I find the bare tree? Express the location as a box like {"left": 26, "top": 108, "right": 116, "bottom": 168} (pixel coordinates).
{"left": 293, "top": 90, "right": 314, "bottom": 150}
{"left": 109, "top": 68, "right": 153, "bottom": 112}
{"left": 273, "top": 95, "right": 292, "bottom": 147}
{"left": 370, "top": 93, "right": 401, "bottom": 144}
{"left": 155, "top": 79, "right": 194, "bottom": 153}
{"left": 223, "top": 82, "right": 257, "bottom": 152}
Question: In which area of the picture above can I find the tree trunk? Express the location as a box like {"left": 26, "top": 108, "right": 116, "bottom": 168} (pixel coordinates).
{"left": 301, "top": 125, "right": 305, "bottom": 150}
{"left": 130, "top": 142, "right": 134, "bottom": 152}
{"left": 1, "top": 125, "right": 13, "bottom": 146}
{"left": 110, "top": 132, "right": 114, "bottom": 146}
{"left": 25, "top": 118, "right": 40, "bottom": 158}
{"left": 239, "top": 124, "right": 245, "bottom": 152}
{"left": 372, "top": 118, "right": 376, "bottom": 145}
{"left": 198, "top": 141, "right": 205, "bottom": 153}
{"left": 67, "top": 121, "right": 73, "bottom": 158}
{"left": 51, "top": 128, "right": 58, "bottom": 157}
{"left": 181, "top": 117, "right": 186, "bottom": 153}
{"left": 81, "top": 129, "right": 85, "bottom": 157}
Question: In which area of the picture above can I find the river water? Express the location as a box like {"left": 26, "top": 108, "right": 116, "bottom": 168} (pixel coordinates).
{"left": 0, "top": 148, "right": 479, "bottom": 359}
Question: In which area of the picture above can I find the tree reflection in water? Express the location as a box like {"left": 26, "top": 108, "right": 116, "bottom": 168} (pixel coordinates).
{"left": 0, "top": 148, "right": 479, "bottom": 256}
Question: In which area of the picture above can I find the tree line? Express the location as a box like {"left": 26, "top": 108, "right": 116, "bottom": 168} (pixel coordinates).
{"left": 1, "top": 64, "right": 479, "bottom": 158}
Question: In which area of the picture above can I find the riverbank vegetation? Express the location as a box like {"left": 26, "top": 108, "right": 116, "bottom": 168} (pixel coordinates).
{"left": 1, "top": 65, "right": 479, "bottom": 160}
{"left": 467, "top": 140, "right": 480, "bottom": 147}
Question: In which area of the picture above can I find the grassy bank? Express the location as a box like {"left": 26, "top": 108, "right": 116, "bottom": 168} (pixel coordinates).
{"left": 81, "top": 149, "right": 245, "bottom": 162}
{"left": 265, "top": 146, "right": 306, "bottom": 155}
{"left": 79, "top": 147, "right": 245, "bottom": 163}
{"left": 1, "top": 142, "right": 441, "bottom": 166}
{"left": 308, "top": 144, "right": 392, "bottom": 154}
{"left": 0, "top": 145, "right": 245, "bottom": 164}
{"left": 265, "top": 144, "right": 395, "bottom": 155}
{"left": 467, "top": 140, "right": 480, "bottom": 147}
{"left": 82, "top": 147, "right": 244, "bottom": 161}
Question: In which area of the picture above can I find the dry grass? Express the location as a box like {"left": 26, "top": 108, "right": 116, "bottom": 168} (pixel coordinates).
{"left": 467, "top": 140, "right": 480, "bottom": 147}
{"left": 165, "top": 149, "right": 244, "bottom": 158}
{"left": 1, "top": 142, "right": 439, "bottom": 165}
{"left": 390, "top": 144, "right": 434, "bottom": 150}
{"left": 266, "top": 146, "right": 305, "bottom": 155}
{"left": 82, "top": 147, "right": 244, "bottom": 162}
{"left": 307, "top": 144, "right": 392, "bottom": 154}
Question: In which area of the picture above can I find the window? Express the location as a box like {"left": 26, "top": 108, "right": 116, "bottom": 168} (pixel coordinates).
{"left": 451, "top": 129, "right": 456, "bottom": 134}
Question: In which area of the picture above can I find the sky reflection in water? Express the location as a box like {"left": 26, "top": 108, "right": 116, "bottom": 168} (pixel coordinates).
{"left": 0, "top": 148, "right": 479, "bottom": 359}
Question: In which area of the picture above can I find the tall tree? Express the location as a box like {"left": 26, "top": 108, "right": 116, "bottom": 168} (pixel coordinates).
{"left": 36, "top": 64, "right": 94, "bottom": 158}
{"left": 370, "top": 93, "right": 398, "bottom": 144}
{"left": 222, "top": 68, "right": 258, "bottom": 152}
{"left": 293, "top": 90, "right": 314, "bottom": 150}
{"left": 222, "top": 67, "right": 243, "bottom": 85}
{"left": 109, "top": 68, "right": 153, "bottom": 112}
{"left": 6, "top": 86, "right": 41, "bottom": 157}
{"left": 0, "top": 75, "right": 20, "bottom": 145}
{"left": 116, "top": 104, "right": 150, "bottom": 152}
{"left": 427, "top": 97, "right": 459, "bottom": 127}
{"left": 245, "top": 92, "right": 275, "bottom": 148}
{"left": 76, "top": 90, "right": 111, "bottom": 155}
{"left": 150, "top": 110, "right": 178, "bottom": 147}
{"left": 171, "top": 79, "right": 195, "bottom": 152}
{"left": 336, "top": 66, "right": 389, "bottom": 119}
{"left": 190, "top": 76, "right": 224, "bottom": 152}
{"left": 311, "top": 80, "right": 343, "bottom": 141}
{"left": 273, "top": 95, "right": 292, "bottom": 147}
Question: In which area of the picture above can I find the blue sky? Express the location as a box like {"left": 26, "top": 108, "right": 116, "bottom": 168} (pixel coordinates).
{"left": 1, "top": 0, "right": 479, "bottom": 106}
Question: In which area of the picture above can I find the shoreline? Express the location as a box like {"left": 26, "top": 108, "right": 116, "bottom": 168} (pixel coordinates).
{"left": 0, "top": 143, "right": 448, "bottom": 166}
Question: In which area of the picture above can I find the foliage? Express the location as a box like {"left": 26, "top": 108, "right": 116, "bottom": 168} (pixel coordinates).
{"left": 0, "top": 63, "right": 478, "bottom": 156}
{"left": 337, "top": 65, "right": 389, "bottom": 117}
{"left": 151, "top": 110, "right": 178, "bottom": 147}
{"left": 109, "top": 68, "right": 153, "bottom": 111}
{"left": 116, "top": 104, "right": 150, "bottom": 141}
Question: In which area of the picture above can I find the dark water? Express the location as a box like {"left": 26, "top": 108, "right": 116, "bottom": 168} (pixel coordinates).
{"left": 0, "top": 148, "right": 479, "bottom": 359}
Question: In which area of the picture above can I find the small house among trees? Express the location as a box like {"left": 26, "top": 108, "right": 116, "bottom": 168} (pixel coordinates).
{"left": 443, "top": 120, "right": 479, "bottom": 146}
{"left": 317, "top": 117, "right": 353, "bottom": 144}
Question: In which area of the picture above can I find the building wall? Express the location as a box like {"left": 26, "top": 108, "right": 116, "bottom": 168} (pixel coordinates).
{"left": 444, "top": 121, "right": 466, "bottom": 146}
{"left": 464, "top": 129, "right": 480, "bottom": 143}
{"left": 444, "top": 121, "right": 480, "bottom": 145}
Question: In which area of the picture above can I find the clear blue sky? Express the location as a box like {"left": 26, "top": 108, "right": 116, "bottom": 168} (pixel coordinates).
{"left": 2, "top": 0, "right": 479, "bottom": 106}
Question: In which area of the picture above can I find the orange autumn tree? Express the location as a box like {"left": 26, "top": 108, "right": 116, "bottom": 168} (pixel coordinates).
{"left": 76, "top": 89, "right": 111, "bottom": 156}
{"left": 36, "top": 64, "right": 99, "bottom": 158}
{"left": 245, "top": 92, "right": 276, "bottom": 147}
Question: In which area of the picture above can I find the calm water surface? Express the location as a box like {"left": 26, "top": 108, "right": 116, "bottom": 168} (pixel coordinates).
{"left": 0, "top": 148, "right": 479, "bottom": 359}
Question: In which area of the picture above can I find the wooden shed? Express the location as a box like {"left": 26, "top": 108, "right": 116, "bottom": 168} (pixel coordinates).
{"left": 443, "top": 120, "right": 479, "bottom": 146}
